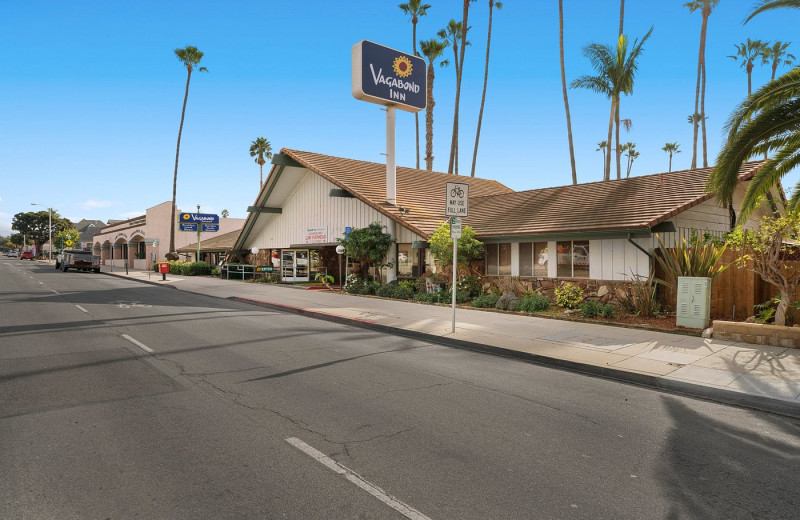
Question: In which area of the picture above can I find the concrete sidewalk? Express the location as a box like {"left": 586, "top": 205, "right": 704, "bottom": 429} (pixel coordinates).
{"left": 101, "top": 267, "right": 800, "bottom": 418}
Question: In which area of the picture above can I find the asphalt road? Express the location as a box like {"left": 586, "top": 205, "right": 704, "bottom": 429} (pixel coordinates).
{"left": 2, "top": 257, "right": 799, "bottom": 519}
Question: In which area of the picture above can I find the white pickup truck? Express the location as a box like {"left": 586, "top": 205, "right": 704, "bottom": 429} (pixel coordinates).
{"left": 57, "top": 249, "right": 100, "bottom": 273}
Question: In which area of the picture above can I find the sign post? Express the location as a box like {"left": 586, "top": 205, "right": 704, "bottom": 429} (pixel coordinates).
{"left": 445, "top": 183, "right": 469, "bottom": 333}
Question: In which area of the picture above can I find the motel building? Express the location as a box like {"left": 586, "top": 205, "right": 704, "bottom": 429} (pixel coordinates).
{"left": 92, "top": 201, "right": 245, "bottom": 271}
{"left": 229, "top": 148, "right": 778, "bottom": 286}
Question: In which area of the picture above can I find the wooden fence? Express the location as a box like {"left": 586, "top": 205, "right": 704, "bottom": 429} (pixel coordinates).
{"left": 656, "top": 248, "right": 797, "bottom": 322}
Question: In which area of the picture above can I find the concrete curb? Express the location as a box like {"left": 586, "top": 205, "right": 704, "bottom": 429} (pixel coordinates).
{"left": 232, "top": 296, "right": 800, "bottom": 420}
{"left": 100, "top": 270, "right": 178, "bottom": 289}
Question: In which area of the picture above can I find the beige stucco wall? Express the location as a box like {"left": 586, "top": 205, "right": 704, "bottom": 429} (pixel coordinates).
{"left": 92, "top": 201, "right": 244, "bottom": 269}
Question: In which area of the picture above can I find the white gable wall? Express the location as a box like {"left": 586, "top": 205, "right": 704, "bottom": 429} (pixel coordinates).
{"left": 246, "top": 169, "right": 424, "bottom": 250}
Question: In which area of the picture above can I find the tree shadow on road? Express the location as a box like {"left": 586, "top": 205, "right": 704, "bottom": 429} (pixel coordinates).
{"left": 658, "top": 396, "right": 800, "bottom": 519}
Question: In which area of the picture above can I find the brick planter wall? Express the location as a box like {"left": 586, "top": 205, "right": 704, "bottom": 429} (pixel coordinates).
{"left": 713, "top": 320, "right": 800, "bottom": 348}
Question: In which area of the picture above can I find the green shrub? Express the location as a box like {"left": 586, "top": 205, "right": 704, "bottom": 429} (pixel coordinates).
{"left": 345, "top": 278, "right": 380, "bottom": 295}
{"left": 457, "top": 275, "right": 484, "bottom": 297}
{"left": 555, "top": 283, "right": 584, "bottom": 309}
{"left": 211, "top": 267, "right": 219, "bottom": 276}
{"left": 518, "top": 292, "right": 551, "bottom": 313}
{"left": 580, "top": 299, "right": 603, "bottom": 318}
{"left": 398, "top": 280, "right": 417, "bottom": 294}
{"left": 619, "top": 271, "right": 662, "bottom": 317}
{"left": 600, "top": 303, "right": 616, "bottom": 318}
{"left": 440, "top": 288, "right": 472, "bottom": 304}
{"left": 472, "top": 293, "right": 500, "bottom": 308}
{"left": 376, "top": 284, "right": 414, "bottom": 300}
{"left": 413, "top": 292, "right": 441, "bottom": 303}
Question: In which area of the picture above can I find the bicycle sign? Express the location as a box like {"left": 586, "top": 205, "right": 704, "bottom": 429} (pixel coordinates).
{"left": 445, "top": 181, "right": 469, "bottom": 217}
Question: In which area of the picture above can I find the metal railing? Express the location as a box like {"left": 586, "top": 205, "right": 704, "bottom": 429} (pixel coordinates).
{"left": 225, "top": 264, "right": 255, "bottom": 280}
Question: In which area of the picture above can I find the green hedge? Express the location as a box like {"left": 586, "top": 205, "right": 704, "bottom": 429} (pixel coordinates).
{"left": 152, "top": 261, "right": 212, "bottom": 276}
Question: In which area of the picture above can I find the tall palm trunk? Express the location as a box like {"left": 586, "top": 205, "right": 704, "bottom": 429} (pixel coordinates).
{"left": 701, "top": 60, "right": 708, "bottom": 167}
{"left": 412, "top": 17, "right": 420, "bottom": 169}
{"left": 615, "top": 95, "right": 621, "bottom": 179}
{"left": 615, "top": 0, "right": 624, "bottom": 179}
{"left": 448, "top": 41, "right": 461, "bottom": 174}
{"left": 449, "top": 1, "right": 471, "bottom": 175}
{"left": 605, "top": 98, "right": 616, "bottom": 181}
{"left": 259, "top": 163, "right": 264, "bottom": 187}
{"left": 169, "top": 67, "right": 193, "bottom": 257}
{"left": 425, "top": 62, "right": 436, "bottom": 170}
{"left": 559, "top": 0, "right": 577, "bottom": 184}
{"left": 471, "top": 0, "right": 496, "bottom": 178}
{"left": 691, "top": 9, "right": 709, "bottom": 169}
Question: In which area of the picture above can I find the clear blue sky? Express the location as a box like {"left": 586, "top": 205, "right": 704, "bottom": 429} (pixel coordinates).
{"left": 1, "top": 1, "right": 797, "bottom": 236}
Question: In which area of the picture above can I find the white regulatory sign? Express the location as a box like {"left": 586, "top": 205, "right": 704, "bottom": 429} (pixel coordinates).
{"left": 445, "top": 182, "right": 469, "bottom": 217}
{"left": 450, "top": 217, "right": 462, "bottom": 239}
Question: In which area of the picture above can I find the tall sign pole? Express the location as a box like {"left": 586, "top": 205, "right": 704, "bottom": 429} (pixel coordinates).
{"left": 352, "top": 39, "right": 426, "bottom": 207}
{"left": 445, "top": 182, "right": 469, "bottom": 333}
{"left": 196, "top": 204, "right": 201, "bottom": 262}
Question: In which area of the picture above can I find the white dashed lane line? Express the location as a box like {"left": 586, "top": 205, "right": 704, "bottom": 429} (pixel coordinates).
{"left": 286, "top": 437, "right": 432, "bottom": 520}
{"left": 75, "top": 305, "right": 89, "bottom": 313}
{"left": 122, "top": 334, "right": 154, "bottom": 353}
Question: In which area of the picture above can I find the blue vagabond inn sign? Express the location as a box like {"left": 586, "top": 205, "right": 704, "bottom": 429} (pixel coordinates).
{"left": 351, "top": 40, "right": 426, "bottom": 112}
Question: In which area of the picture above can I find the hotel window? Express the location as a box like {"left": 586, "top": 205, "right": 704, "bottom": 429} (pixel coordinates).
{"left": 485, "top": 243, "right": 511, "bottom": 276}
{"left": 397, "top": 243, "right": 420, "bottom": 277}
{"left": 519, "top": 242, "right": 549, "bottom": 277}
{"left": 556, "top": 240, "right": 590, "bottom": 278}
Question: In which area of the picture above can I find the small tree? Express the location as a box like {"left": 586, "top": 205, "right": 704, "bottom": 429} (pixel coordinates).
{"left": 727, "top": 214, "right": 800, "bottom": 326}
{"left": 427, "top": 221, "right": 485, "bottom": 283}
{"left": 55, "top": 228, "right": 80, "bottom": 250}
{"left": 337, "top": 222, "right": 395, "bottom": 282}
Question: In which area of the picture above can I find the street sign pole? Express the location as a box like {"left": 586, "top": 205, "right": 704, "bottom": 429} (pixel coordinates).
{"left": 445, "top": 183, "right": 468, "bottom": 334}
{"left": 452, "top": 231, "right": 457, "bottom": 333}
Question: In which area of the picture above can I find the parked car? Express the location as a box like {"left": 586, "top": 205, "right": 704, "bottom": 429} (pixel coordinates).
{"left": 19, "top": 251, "right": 34, "bottom": 260}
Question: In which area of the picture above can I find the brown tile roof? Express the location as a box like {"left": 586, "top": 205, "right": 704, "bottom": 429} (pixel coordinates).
{"left": 178, "top": 229, "right": 242, "bottom": 253}
{"left": 283, "top": 149, "right": 514, "bottom": 238}
{"left": 464, "top": 161, "right": 765, "bottom": 238}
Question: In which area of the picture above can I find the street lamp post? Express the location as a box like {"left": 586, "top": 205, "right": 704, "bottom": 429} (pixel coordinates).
{"left": 31, "top": 203, "right": 52, "bottom": 263}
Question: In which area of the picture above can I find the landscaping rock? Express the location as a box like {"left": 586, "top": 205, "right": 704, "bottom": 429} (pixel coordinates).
{"left": 701, "top": 327, "right": 713, "bottom": 338}
{"left": 746, "top": 316, "right": 756, "bottom": 323}
{"left": 496, "top": 293, "right": 520, "bottom": 312}
{"left": 597, "top": 285, "right": 610, "bottom": 298}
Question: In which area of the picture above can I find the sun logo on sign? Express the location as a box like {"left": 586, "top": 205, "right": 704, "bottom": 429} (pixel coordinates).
{"left": 392, "top": 56, "right": 413, "bottom": 78}
{"left": 182, "top": 214, "right": 190, "bottom": 220}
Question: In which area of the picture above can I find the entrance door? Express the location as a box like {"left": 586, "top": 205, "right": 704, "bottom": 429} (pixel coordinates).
{"left": 281, "top": 250, "right": 310, "bottom": 282}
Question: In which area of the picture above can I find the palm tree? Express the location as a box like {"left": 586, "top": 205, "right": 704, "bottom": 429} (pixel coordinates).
{"left": 623, "top": 142, "right": 639, "bottom": 178}
{"left": 438, "top": 19, "right": 469, "bottom": 174}
{"left": 596, "top": 140, "right": 608, "bottom": 179}
{"left": 399, "top": 0, "right": 431, "bottom": 169}
{"left": 470, "top": 0, "right": 502, "bottom": 178}
{"left": 558, "top": 0, "right": 578, "bottom": 184}
{"left": 571, "top": 28, "right": 653, "bottom": 181}
{"left": 744, "top": 0, "right": 800, "bottom": 23}
{"left": 615, "top": 0, "right": 625, "bottom": 177}
{"left": 686, "top": 1, "right": 719, "bottom": 170}
{"left": 168, "top": 45, "right": 207, "bottom": 260}
{"left": 662, "top": 142, "right": 681, "bottom": 172}
{"left": 707, "top": 67, "right": 800, "bottom": 221}
{"left": 766, "top": 41, "right": 796, "bottom": 81}
{"left": 420, "top": 38, "right": 449, "bottom": 170}
{"left": 448, "top": 0, "right": 475, "bottom": 175}
{"left": 249, "top": 137, "right": 273, "bottom": 188}
{"left": 729, "top": 39, "right": 769, "bottom": 96}
{"left": 221, "top": 209, "right": 229, "bottom": 218}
